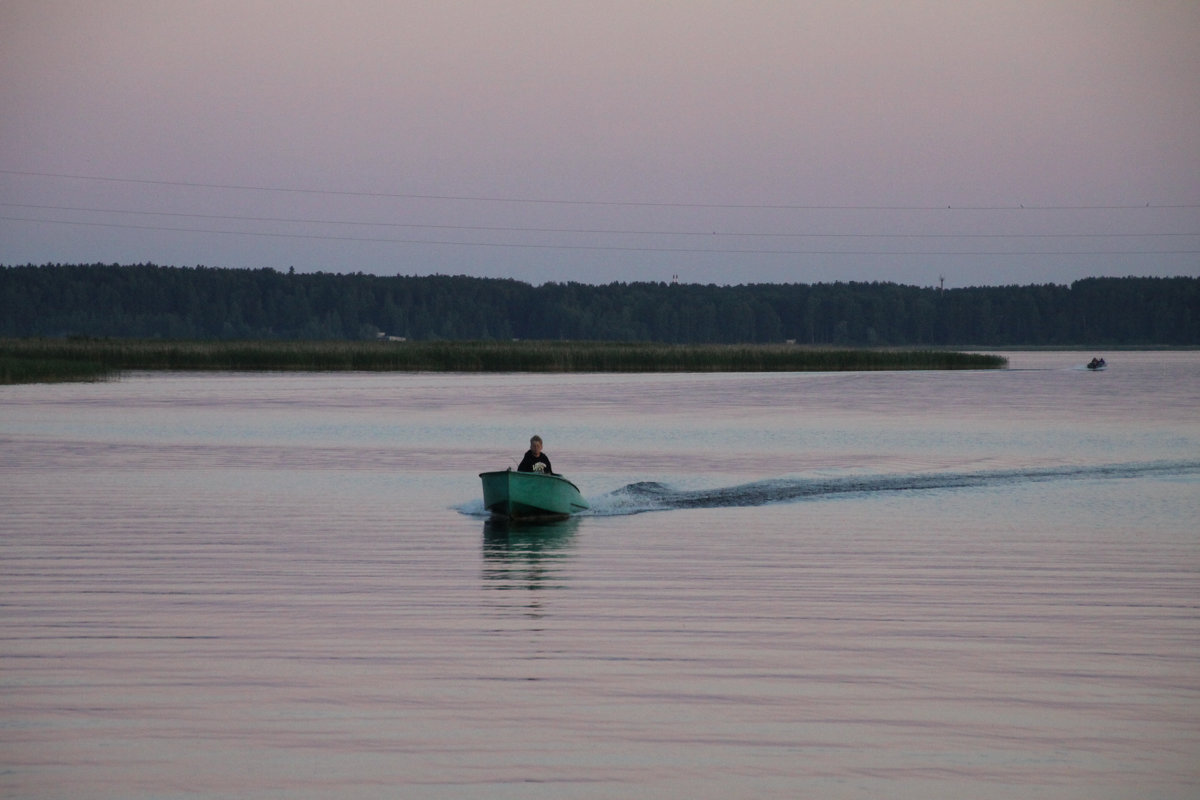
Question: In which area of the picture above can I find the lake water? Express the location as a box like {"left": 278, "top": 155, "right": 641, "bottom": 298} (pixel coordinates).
{"left": 2, "top": 352, "right": 1198, "bottom": 799}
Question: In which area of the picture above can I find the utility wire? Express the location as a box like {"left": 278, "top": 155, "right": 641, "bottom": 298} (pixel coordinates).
{"left": 5, "top": 215, "right": 1198, "bottom": 256}
{"left": 4, "top": 169, "right": 1198, "bottom": 211}
{"left": 2, "top": 202, "right": 1196, "bottom": 239}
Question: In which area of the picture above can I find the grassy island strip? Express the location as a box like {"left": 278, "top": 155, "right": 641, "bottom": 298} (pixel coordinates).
{"left": 1, "top": 339, "right": 1007, "bottom": 384}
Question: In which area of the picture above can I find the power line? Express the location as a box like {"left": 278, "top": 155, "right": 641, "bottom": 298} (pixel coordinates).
{"left": 5, "top": 214, "right": 1199, "bottom": 256}
{"left": 4, "top": 168, "right": 1198, "bottom": 211}
{"left": 2, "top": 202, "right": 1196, "bottom": 240}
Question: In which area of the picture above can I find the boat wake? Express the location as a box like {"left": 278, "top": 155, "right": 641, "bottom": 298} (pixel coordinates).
{"left": 581, "top": 459, "right": 1200, "bottom": 516}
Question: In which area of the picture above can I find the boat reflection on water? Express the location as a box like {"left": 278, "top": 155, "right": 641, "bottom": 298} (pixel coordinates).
{"left": 482, "top": 516, "right": 579, "bottom": 566}
{"left": 481, "top": 517, "right": 579, "bottom": 619}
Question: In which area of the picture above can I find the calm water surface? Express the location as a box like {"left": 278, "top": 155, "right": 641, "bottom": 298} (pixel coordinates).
{"left": 2, "top": 352, "right": 1198, "bottom": 799}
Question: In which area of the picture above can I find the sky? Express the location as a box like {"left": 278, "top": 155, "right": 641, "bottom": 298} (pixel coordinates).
{"left": 2, "top": 0, "right": 1198, "bottom": 287}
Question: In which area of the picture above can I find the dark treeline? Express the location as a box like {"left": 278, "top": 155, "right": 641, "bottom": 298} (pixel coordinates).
{"left": 2, "top": 263, "right": 1198, "bottom": 345}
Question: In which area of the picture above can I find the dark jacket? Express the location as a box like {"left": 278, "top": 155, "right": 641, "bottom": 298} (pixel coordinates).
{"left": 518, "top": 450, "right": 553, "bottom": 474}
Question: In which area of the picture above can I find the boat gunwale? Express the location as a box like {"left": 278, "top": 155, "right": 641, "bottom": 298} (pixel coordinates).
{"left": 478, "top": 468, "right": 584, "bottom": 494}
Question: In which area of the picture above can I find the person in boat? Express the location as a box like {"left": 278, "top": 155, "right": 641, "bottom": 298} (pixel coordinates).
{"left": 518, "top": 435, "right": 553, "bottom": 474}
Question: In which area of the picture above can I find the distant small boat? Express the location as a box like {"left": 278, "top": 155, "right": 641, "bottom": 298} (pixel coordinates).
{"left": 479, "top": 468, "right": 589, "bottom": 519}
{"left": 1086, "top": 357, "right": 1107, "bottom": 371}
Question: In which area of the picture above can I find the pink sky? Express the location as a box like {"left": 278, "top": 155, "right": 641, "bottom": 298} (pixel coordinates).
{"left": 2, "top": 0, "right": 1197, "bottom": 286}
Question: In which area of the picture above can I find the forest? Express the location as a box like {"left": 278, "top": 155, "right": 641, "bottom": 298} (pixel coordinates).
{"left": 1, "top": 263, "right": 1197, "bottom": 345}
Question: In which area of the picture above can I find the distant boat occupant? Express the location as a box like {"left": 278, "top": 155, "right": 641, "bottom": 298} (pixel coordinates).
{"left": 518, "top": 435, "right": 553, "bottom": 474}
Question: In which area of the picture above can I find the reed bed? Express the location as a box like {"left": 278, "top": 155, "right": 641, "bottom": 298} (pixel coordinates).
{"left": 0, "top": 355, "right": 113, "bottom": 384}
{"left": 0, "top": 339, "right": 1007, "bottom": 383}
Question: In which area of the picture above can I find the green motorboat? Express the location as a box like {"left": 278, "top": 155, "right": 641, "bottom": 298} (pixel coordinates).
{"left": 479, "top": 468, "right": 589, "bottom": 519}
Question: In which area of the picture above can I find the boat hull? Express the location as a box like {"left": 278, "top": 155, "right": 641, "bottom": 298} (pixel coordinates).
{"left": 479, "top": 470, "right": 589, "bottom": 519}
